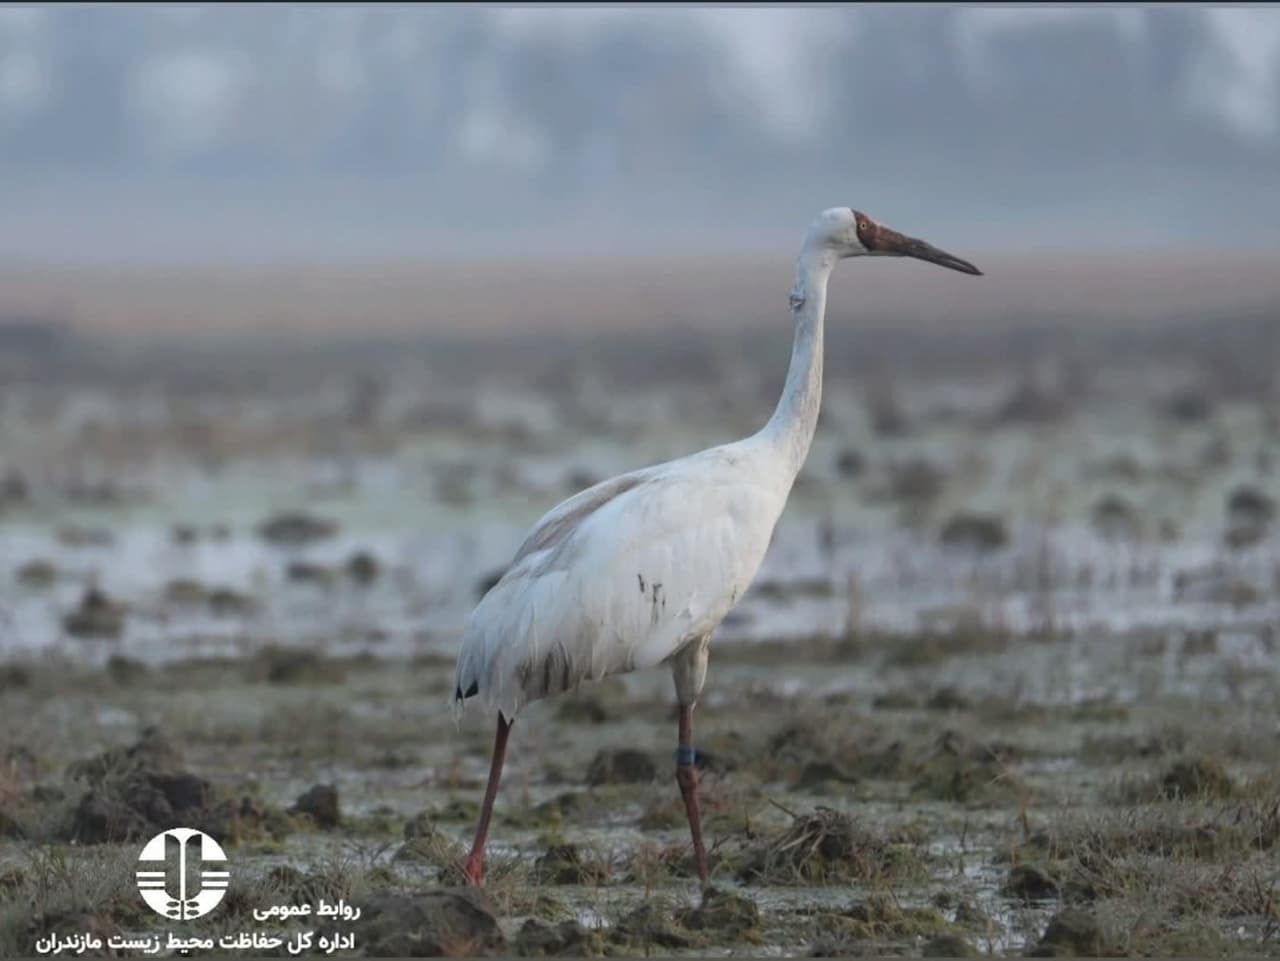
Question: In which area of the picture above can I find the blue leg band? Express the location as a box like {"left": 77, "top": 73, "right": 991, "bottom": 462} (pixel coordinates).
{"left": 675, "top": 746, "right": 697, "bottom": 767}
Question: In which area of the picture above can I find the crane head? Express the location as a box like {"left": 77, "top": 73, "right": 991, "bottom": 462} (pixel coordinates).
{"left": 809, "top": 207, "right": 982, "bottom": 276}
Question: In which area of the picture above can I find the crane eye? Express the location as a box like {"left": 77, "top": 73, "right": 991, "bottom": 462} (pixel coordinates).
{"left": 858, "top": 222, "right": 870, "bottom": 231}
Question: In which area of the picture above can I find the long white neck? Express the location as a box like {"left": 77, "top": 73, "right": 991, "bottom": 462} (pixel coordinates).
{"left": 757, "top": 243, "right": 836, "bottom": 479}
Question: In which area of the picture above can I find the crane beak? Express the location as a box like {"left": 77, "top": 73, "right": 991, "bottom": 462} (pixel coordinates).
{"left": 875, "top": 225, "right": 983, "bottom": 276}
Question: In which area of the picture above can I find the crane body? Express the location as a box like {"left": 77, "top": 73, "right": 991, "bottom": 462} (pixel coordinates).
{"left": 451, "top": 207, "right": 982, "bottom": 886}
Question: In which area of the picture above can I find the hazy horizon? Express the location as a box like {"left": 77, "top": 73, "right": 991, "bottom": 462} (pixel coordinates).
{"left": 2, "top": 6, "right": 1280, "bottom": 265}
{"left": 4, "top": 249, "right": 1279, "bottom": 338}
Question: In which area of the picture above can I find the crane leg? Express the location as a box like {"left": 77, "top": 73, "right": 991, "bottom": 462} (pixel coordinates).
{"left": 463, "top": 713, "right": 511, "bottom": 887}
{"left": 675, "top": 704, "right": 710, "bottom": 886}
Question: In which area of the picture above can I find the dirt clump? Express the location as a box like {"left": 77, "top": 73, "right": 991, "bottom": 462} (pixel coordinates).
{"left": 1029, "top": 908, "right": 1108, "bottom": 957}
{"left": 738, "top": 806, "right": 924, "bottom": 886}
{"left": 354, "top": 889, "right": 505, "bottom": 957}
{"left": 1160, "top": 756, "right": 1236, "bottom": 800}
{"left": 1225, "top": 484, "right": 1274, "bottom": 547}
{"left": 888, "top": 458, "right": 945, "bottom": 506}
{"left": 1095, "top": 493, "right": 1142, "bottom": 539}
{"left": 531, "top": 840, "right": 609, "bottom": 885}
{"left": 610, "top": 900, "right": 700, "bottom": 951}
{"left": 910, "top": 730, "right": 1023, "bottom": 803}
{"left": 393, "top": 826, "right": 466, "bottom": 875}
{"left": 208, "top": 587, "right": 258, "bottom": 618}
{"left": 676, "top": 886, "right": 761, "bottom": 941}
{"left": 244, "top": 645, "right": 347, "bottom": 685}
{"left": 940, "top": 512, "right": 1009, "bottom": 552}
{"left": 1003, "top": 862, "right": 1060, "bottom": 900}
{"left": 794, "top": 760, "right": 857, "bottom": 790}
{"left": 286, "top": 561, "right": 337, "bottom": 586}
{"left": 16, "top": 559, "right": 57, "bottom": 587}
{"left": 923, "top": 932, "right": 979, "bottom": 957}
{"left": 57, "top": 728, "right": 287, "bottom": 845}
{"left": 256, "top": 511, "right": 339, "bottom": 546}
{"left": 163, "top": 578, "right": 208, "bottom": 604}
{"left": 345, "top": 550, "right": 381, "bottom": 584}
{"left": 0, "top": 806, "right": 25, "bottom": 838}
{"left": 515, "top": 918, "right": 605, "bottom": 957}
{"left": 289, "top": 783, "right": 341, "bottom": 828}
{"left": 63, "top": 587, "right": 126, "bottom": 639}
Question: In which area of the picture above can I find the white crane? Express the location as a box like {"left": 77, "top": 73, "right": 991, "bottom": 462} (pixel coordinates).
{"left": 452, "top": 206, "right": 982, "bottom": 886}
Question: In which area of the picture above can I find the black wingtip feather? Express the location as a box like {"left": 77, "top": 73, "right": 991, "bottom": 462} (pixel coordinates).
{"left": 455, "top": 680, "right": 479, "bottom": 701}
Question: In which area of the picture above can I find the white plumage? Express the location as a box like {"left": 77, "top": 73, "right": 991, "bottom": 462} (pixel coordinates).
{"left": 450, "top": 206, "right": 981, "bottom": 887}
{"left": 453, "top": 441, "right": 790, "bottom": 721}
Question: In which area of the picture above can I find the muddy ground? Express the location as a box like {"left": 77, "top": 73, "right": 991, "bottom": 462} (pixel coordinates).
{"left": 0, "top": 314, "right": 1278, "bottom": 956}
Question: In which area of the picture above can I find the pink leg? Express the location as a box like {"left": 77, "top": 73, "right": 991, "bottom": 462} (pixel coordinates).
{"left": 676, "top": 705, "right": 710, "bottom": 885}
{"left": 464, "top": 713, "right": 511, "bottom": 887}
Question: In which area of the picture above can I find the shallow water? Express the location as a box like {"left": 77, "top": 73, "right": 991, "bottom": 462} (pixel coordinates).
{"left": 1, "top": 334, "right": 1278, "bottom": 956}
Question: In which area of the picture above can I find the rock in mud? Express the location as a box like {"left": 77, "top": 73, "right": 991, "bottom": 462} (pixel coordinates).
{"left": 1003, "top": 862, "right": 1060, "bottom": 900}
{"left": 255, "top": 511, "right": 339, "bottom": 546}
{"left": 585, "top": 748, "right": 657, "bottom": 785}
{"left": 939, "top": 512, "right": 1009, "bottom": 552}
{"left": 532, "top": 842, "right": 609, "bottom": 885}
{"left": 289, "top": 784, "right": 341, "bottom": 828}
{"left": 1160, "top": 756, "right": 1235, "bottom": 800}
{"left": 63, "top": 587, "right": 126, "bottom": 639}
{"left": 515, "top": 919, "right": 605, "bottom": 957}
{"left": 355, "top": 890, "right": 505, "bottom": 957}
{"left": 1030, "top": 908, "right": 1107, "bottom": 957}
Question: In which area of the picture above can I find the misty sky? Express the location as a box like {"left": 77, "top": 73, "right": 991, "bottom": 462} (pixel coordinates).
{"left": 2, "top": 4, "right": 1280, "bottom": 263}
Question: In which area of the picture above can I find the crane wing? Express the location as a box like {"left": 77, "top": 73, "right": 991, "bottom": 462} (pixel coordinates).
{"left": 453, "top": 451, "right": 781, "bottom": 721}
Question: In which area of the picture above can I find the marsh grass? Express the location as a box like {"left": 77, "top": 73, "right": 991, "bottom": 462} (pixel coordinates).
{"left": 737, "top": 804, "right": 930, "bottom": 887}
